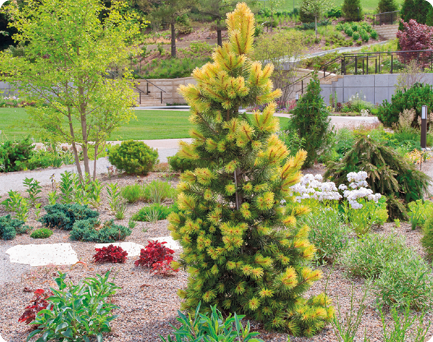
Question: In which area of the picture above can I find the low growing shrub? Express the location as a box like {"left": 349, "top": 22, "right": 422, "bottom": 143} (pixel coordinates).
{"left": 108, "top": 140, "right": 158, "bottom": 175}
{"left": 120, "top": 184, "right": 143, "bottom": 203}
{"left": 142, "top": 180, "right": 176, "bottom": 203}
{"left": 30, "top": 228, "right": 53, "bottom": 239}
{"left": 375, "top": 254, "right": 433, "bottom": 311}
{"left": 340, "top": 233, "right": 410, "bottom": 279}
{"left": 132, "top": 203, "right": 178, "bottom": 222}
{"left": 135, "top": 240, "right": 179, "bottom": 276}
{"left": 160, "top": 303, "right": 264, "bottom": 342}
{"left": 0, "top": 136, "right": 34, "bottom": 172}
{"left": 302, "top": 208, "right": 349, "bottom": 264}
{"left": 70, "top": 218, "right": 131, "bottom": 243}
{"left": 168, "top": 152, "right": 200, "bottom": 172}
{"left": 93, "top": 244, "right": 128, "bottom": 263}
{"left": 0, "top": 214, "right": 31, "bottom": 240}
{"left": 408, "top": 199, "right": 433, "bottom": 230}
{"left": 27, "top": 271, "right": 120, "bottom": 341}
{"left": 39, "top": 203, "right": 99, "bottom": 230}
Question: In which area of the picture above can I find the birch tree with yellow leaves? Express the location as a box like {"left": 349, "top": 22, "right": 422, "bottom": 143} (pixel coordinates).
{"left": 168, "top": 3, "right": 333, "bottom": 337}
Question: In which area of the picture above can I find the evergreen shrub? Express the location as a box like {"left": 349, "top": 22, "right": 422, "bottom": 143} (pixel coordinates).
{"left": 30, "top": 228, "right": 53, "bottom": 239}
{"left": 168, "top": 153, "right": 198, "bottom": 172}
{"left": 286, "top": 72, "right": 332, "bottom": 168}
{"left": 377, "top": 83, "right": 433, "bottom": 128}
{"left": 325, "top": 135, "right": 430, "bottom": 219}
{"left": 70, "top": 218, "right": 131, "bottom": 243}
{"left": 0, "top": 137, "right": 34, "bottom": 172}
{"left": 0, "top": 214, "right": 31, "bottom": 240}
{"left": 342, "top": 0, "right": 363, "bottom": 21}
{"left": 108, "top": 140, "right": 158, "bottom": 175}
{"left": 39, "top": 203, "right": 99, "bottom": 230}
{"left": 169, "top": 3, "right": 333, "bottom": 336}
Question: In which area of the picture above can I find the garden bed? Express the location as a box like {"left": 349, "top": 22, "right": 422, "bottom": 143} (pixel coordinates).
{"left": 0, "top": 168, "right": 432, "bottom": 341}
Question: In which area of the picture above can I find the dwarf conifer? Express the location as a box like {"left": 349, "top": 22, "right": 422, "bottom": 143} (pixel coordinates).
{"left": 168, "top": 3, "right": 333, "bottom": 337}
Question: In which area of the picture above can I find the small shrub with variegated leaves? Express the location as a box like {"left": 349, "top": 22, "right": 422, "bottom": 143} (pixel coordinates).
{"left": 93, "top": 244, "right": 128, "bottom": 263}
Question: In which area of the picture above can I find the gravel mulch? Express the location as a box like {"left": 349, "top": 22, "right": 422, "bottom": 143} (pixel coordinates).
{"left": 0, "top": 170, "right": 433, "bottom": 342}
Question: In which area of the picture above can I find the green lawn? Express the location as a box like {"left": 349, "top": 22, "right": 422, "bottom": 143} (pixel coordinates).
{"left": 0, "top": 108, "right": 290, "bottom": 141}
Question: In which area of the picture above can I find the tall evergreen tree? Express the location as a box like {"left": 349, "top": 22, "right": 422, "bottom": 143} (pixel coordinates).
{"left": 169, "top": 2, "right": 333, "bottom": 337}
{"left": 400, "top": 0, "right": 429, "bottom": 25}
{"left": 377, "top": 0, "right": 398, "bottom": 13}
{"left": 287, "top": 72, "right": 332, "bottom": 168}
{"left": 342, "top": 0, "right": 363, "bottom": 21}
{"left": 426, "top": 6, "right": 433, "bottom": 26}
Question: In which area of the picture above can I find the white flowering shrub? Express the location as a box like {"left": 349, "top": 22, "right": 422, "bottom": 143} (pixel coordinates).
{"left": 291, "top": 171, "right": 388, "bottom": 236}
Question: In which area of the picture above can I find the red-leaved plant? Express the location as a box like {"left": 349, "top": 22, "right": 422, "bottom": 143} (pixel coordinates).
{"left": 18, "top": 289, "right": 53, "bottom": 325}
{"left": 135, "top": 240, "right": 179, "bottom": 276}
{"left": 92, "top": 244, "right": 128, "bottom": 263}
{"left": 397, "top": 19, "right": 433, "bottom": 65}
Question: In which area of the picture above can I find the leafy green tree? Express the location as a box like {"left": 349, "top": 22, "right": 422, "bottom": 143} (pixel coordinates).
{"left": 0, "top": 0, "right": 140, "bottom": 181}
{"left": 150, "top": 0, "right": 193, "bottom": 57}
{"left": 377, "top": 0, "right": 398, "bottom": 13}
{"left": 169, "top": 3, "right": 333, "bottom": 337}
{"left": 286, "top": 72, "right": 332, "bottom": 168}
{"left": 252, "top": 29, "right": 305, "bottom": 102}
{"left": 301, "top": 0, "right": 333, "bottom": 37}
{"left": 342, "top": 0, "right": 363, "bottom": 21}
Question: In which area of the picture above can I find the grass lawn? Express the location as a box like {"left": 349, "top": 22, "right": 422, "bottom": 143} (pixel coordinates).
{"left": 0, "top": 108, "right": 290, "bottom": 141}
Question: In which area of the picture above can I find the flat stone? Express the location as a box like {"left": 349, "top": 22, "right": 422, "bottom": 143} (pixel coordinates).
{"left": 148, "top": 236, "right": 181, "bottom": 250}
{"left": 94, "top": 242, "right": 144, "bottom": 257}
{"left": 6, "top": 243, "right": 79, "bottom": 267}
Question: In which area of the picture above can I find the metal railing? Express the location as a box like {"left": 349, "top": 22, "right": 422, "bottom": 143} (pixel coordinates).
{"left": 373, "top": 10, "right": 400, "bottom": 26}
{"left": 135, "top": 78, "right": 166, "bottom": 105}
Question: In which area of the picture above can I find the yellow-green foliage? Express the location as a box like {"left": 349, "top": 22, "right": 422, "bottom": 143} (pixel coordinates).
{"left": 168, "top": 3, "right": 333, "bottom": 337}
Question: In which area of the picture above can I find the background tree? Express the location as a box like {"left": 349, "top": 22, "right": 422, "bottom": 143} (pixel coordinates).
{"left": 252, "top": 29, "right": 305, "bottom": 102}
{"left": 377, "top": 0, "right": 398, "bottom": 13}
{"left": 400, "top": 0, "right": 430, "bottom": 25}
{"left": 426, "top": 6, "right": 433, "bottom": 26}
{"left": 286, "top": 72, "right": 332, "bottom": 168}
{"left": 150, "top": 0, "right": 193, "bottom": 57}
{"left": 170, "top": 3, "right": 333, "bottom": 337}
{"left": 342, "top": 0, "right": 363, "bottom": 21}
{"left": 301, "top": 0, "right": 333, "bottom": 37}
{"left": 0, "top": 0, "right": 140, "bottom": 181}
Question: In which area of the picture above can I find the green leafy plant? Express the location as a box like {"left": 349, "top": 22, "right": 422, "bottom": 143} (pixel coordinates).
{"left": 27, "top": 271, "right": 120, "bottom": 342}
{"left": 132, "top": 203, "right": 178, "bottom": 222}
{"left": 340, "top": 233, "right": 410, "bottom": 279}
{"left": 108, "top": 140, "right": 158, "bottom": 175}
{"left": 159, "top": 303, "right": 264, "bottom": 342}
{"left": 3, "top": 190, "right": 30, "bottom": 222}
{"left": 70, "top": 218, "right": 131, "bottom": 243}
{"left": 302, "top": 208, "right": 349, "bottom": 264}
{"left": 47, "top": 191, "right": 58, "bottom": 206}
{"left": 87, "top": 178, "right": 103, "bottom": 209}
{"left": 143, "top": 180, "right": 176, "bottom": 203}
{"left": 30, "top": 228, "right": 53, "bottom": 239}
{"left": 421, "top": 213, "right": 433, "bottom": 259}
{"left": 128, "top": 218, "right": 136, "bottom": 229}
{"left": 377, "top": 83, "right": 433, "bottom": 128}
{"left": 59, "top": 171, "right": 75, "bottom": 204}
{"left": 377, "top": 302, "right": 431, "bottom": 342}
{"left": 107, "top": 182, "right": 122, "bottom": 212}
{"left": 348, "top": 196, "right": 388, "bottom": 236}
{"left": 408, "top": 199, "right": 433, "bottom": 230}
{"left": 375, "top": 254, "right": 433, "bottom": 311}
{"left": 0, "top": 136, "right": 34, "bottom": 172}
{"left": 23, "top": 177, "right": 42, "bottom": 206}
{"left": 0, "top": 214, "right": 31, "bottom": 240}
{"left": 120, "top": 184, "right": 143, "bottom": 203}
{"left": 168, "top": 152, "right": 199, "bottom": 172}
{"left": 39, "top": 203, "right": 99, "bottom": 230}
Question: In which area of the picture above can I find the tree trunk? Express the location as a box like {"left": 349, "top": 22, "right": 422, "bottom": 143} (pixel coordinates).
{"left": 315, "top": 16, "right": 318, "bottom": 38}
{"left": 171, "top": 22, "right": 176, "bottom": 58}
{"left": 93, "top": 142, "right": 99, "bottom": 181}
{"left": 78, "top": 86, "right": 90, "bottom": 179}
{"left": 217, "top": 29, "right": 222, "bottom": 47}
{"left": 67, "top": 111, "right": 83, "bottom": 180}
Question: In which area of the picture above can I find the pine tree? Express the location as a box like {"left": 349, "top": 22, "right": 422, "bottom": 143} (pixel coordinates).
{"left": 426, "top": 6, "right": 433, "bottom": 26}
{"left": 342, "top": 0, "right": 363, "bottom": 21}
{"left": 400, "top": 0, "right": 430, "bottom": 25}
{"left": 377, "top": 0, "right": 398, "bottom": 13}
{"left": 287, "top": 72, "right": 332, "bottom": 168}
{"left": 168, "top": 3, "right": 333, "bottom": 337}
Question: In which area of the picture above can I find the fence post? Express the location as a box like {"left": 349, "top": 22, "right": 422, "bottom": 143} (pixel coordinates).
{"left": 391, "top": 54, "right": 393, "bottom": 74}
{"left": 355, "top": 56, "right": 358, "bottom": 75}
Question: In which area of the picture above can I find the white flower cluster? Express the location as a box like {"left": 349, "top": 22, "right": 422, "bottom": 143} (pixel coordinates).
{"left": 291, "top": 174, "right": 342, "bottom": 202}
{"left": 292, "top": 171, "right": 382, "bottom": 209}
